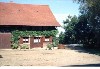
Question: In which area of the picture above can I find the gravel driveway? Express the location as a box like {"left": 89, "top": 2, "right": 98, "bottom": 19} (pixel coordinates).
{"left": 0, "top": 48, "right": 100, "bottom": 66}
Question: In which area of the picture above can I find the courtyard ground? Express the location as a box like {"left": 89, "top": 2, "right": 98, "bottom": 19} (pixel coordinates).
{"left": 0, "top": 47, "right": 100, "bottom": 67}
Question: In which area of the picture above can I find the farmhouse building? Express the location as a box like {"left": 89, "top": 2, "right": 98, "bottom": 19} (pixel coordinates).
{"left": 0, "top": 2, "right": 60, "bottom": 49}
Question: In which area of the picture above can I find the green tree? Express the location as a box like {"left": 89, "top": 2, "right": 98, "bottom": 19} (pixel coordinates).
{"left": 63, "top": 15, "right": 79, "bottom": 44}
{"left": 74, "top": 0, "right": 100, "bottom": 48}
{"left": 59, "top": 32, "right": 65, "bottom": 44}
{"left": 74, "top": 15, "right": 95, "bottom": 47}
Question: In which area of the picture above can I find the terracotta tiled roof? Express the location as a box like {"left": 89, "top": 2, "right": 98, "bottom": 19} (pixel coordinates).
{"left": 0, "top": 2, "right": 60, "bottom": 26}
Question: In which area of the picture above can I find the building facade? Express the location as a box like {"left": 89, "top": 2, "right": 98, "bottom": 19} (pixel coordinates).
{"left": 0, "top": 2, "right": 60, "bottom": 49}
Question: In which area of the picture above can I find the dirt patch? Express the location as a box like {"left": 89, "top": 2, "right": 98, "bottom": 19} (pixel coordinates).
{"left": 0, "top": 48, "right": 100, "bottom": 66}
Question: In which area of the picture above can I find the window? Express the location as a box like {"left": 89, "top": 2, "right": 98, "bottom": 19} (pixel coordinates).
{"left": 23, "top": 37, "right": 29, "bottom": 43}
{"left": 34, "top": 37, "right": 40, "bottom": 43}
{"left": 45, "top": 38, "right": 49, "bottom": 41}
{"left": 45, "top": 37, "right": 50, "bottom": 42}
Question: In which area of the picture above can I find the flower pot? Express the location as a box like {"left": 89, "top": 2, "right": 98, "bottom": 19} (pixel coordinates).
{"left": 58, "top": 44, "right": 65, "bottom": 49}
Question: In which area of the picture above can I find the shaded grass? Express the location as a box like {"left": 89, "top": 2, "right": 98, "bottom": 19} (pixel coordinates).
{"left": 83, "top": 48, "right": 100, "bottom": 56}
{"left": 66, "top": 45, "right": 100, "bottom": 56}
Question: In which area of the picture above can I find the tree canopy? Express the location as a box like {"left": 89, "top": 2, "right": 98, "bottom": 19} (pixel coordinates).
{"left": 59, "top": 15, "right": 79, "bottom": 44}
{"left": 59, "top": 0, "right": 100, "bottom": 48}
{"left": 74, "top": 0, "right": 100, "bottom": 48}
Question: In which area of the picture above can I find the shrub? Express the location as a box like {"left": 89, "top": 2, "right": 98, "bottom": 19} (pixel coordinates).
{"left": 11, "top": 43, "right": 18, "bottom": 49}
{"left": 47, "top": 43, "right": 53, "bottom": 50}
{"left": 52, "top": 37, "right": 59, "bottom": 47}
{"left": 21, "top": 44, "right": 29, "bottom": 49}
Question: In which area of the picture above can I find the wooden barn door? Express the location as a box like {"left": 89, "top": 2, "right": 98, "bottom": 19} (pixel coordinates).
{"left": 30, "top": 36, "right": 43, "bottom": 48}
{"left": 0, "top": 33, "right": 11, "bottom": 49}
{"left": 33, "top": 37, "right": 43, "bottom": 48}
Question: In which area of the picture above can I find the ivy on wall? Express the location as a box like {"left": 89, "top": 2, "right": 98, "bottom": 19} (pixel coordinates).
{"left": 11, "top": 30, "right": 58, "bottom": 43}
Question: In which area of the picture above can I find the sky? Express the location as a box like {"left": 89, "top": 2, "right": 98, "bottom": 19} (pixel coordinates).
{"left": 0, "top": 0, "right": 80, "bottom": 35}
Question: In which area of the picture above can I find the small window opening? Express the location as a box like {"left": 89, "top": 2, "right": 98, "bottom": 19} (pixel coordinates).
{"left": 34, "top": 37, "right": 40, "bottom": 43}
{"left": 45, "top": 37, "right": 50, "bottom": 42}
{"left": 23, "top": 37, "right": 29, "bottom": 43}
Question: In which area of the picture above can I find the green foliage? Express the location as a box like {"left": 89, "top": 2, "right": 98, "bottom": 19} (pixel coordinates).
{"left": 11, "top": 30, "right": 20, "bottom": 44}
{"left": 83, "top": 48, "right": 100, "bottom": 56}
{"left": 52, "top": 37, "right": 59, "bottom": 47}
{"left": 21, "top": 44, "right": 29, "bottom": 49}
{"left": 46, "top": 37, "right": 59, "bottom": 50}
{"left": 59, "top": 32, "right": 65, "bottom": 44}
{"left": 74, "top": 0, "right": 100, "bottom": 48}
{"left": 63, "top": 15, "right": 79, "bottom": 44}
{"left": 11, "top": 43, "right": 18, "bottom": 49}
{"left": 11, "top": 30, "right": 58, "bottom": 43}
{"left": 64, "top": 15, "right": 79, "bottom": 30}
{"left": 47, "top": 43, "right": 53, "bottom": 50}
